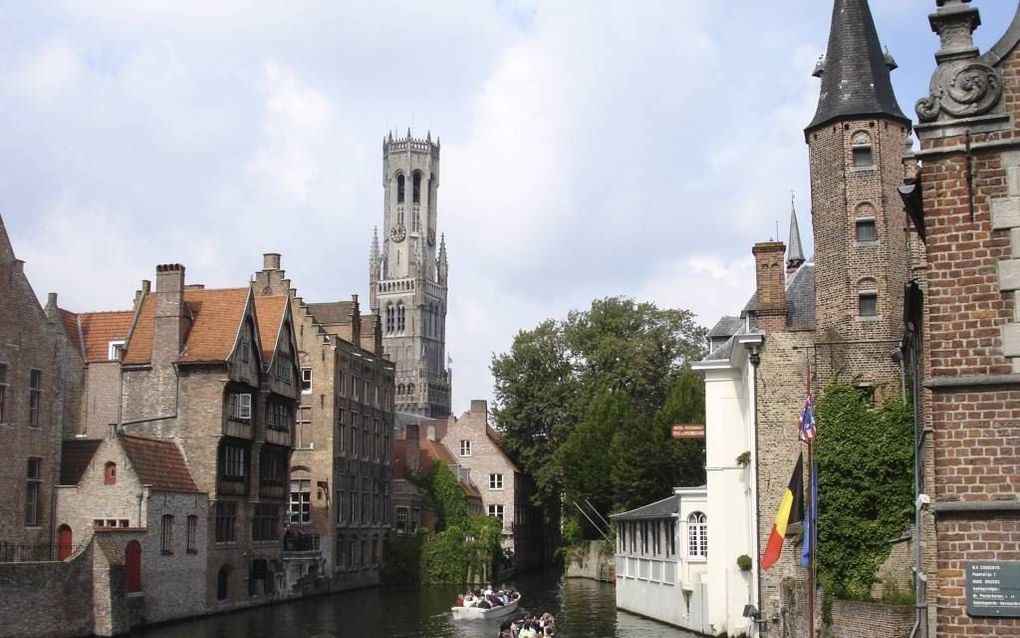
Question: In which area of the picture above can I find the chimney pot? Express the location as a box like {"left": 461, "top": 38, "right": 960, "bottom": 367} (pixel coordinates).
{"left": 263, "top": 253, "right": 281, "bottom": 270}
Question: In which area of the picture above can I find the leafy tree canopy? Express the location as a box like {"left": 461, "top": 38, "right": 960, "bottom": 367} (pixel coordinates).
{"left": 491, "top": 296, "right": 707, "bottom": 537}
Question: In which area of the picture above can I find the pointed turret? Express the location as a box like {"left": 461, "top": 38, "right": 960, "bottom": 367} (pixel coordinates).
{"left": 438, "top": 234, "right": 448, "bottom": 285}
{"left": 369, "top": 226, "right": 380, "bottom": 277}
{"left": 787, "top": 196, "right": 805, "bottom": 275}
{"left": 806, "top": 0, "right": 909, "bottom": 132}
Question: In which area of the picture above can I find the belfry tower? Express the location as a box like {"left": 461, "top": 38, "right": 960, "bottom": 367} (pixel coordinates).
{"left": 370, "top": 130, "right": 451, "bottom": 417}
{"left": 805, "top": 0, "right": 912, "bottom": 387}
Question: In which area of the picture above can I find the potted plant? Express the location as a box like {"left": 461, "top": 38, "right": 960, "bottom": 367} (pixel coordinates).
{"left": 737, "top": 554, "right": 753, "bottom": 572}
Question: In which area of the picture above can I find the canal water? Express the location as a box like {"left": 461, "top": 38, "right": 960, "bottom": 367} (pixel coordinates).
{"left": 129, "top": 570, "right": 699, "bottom": 638}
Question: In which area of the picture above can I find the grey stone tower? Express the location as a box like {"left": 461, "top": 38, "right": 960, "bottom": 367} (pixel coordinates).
{"left": 370, "top": 130, "right": 451, "bottom": 417}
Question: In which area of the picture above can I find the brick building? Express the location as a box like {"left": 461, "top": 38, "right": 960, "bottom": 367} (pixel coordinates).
{"left": 117, "top": 264, "right": 300, "bottom": 609}
{"left": 0, "top": 214, "right": 79, "bottom": 561}
{"left": 909, "top": 1, "right": 1020, "bottom": 635}
{"left": 253, "top": 253, "right": 395, "bottom": 592}
{"left": 55, "top": 434, "right": 209, "bottom": 624}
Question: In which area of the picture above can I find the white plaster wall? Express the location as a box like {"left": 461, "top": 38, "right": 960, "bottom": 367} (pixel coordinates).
{"left": 702, "top": 365, "right": 755, "bottom": 637}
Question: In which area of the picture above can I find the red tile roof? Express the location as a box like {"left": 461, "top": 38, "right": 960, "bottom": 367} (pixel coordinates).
{"left": 122, "top": 287, "right": 250, "bottom": 365}
{"left": 120, "top": 435, "right": 199, "bottom": 493}
{"left": 59, "top": 310, "right": 83, "bottom": 359}
{"left": 60, "top": 439, "right": 102, "bottom": 485}
{"left": 253, "top": 295, "right": 289, "bottom": 364}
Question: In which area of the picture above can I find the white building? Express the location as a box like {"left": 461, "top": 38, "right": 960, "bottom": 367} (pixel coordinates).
{"left": 613, "top": 324, "right": 764, "bottom": 636}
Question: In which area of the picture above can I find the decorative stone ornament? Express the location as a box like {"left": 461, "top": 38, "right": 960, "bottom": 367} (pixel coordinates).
{"left": 427, "top": 228, "right": 436, "bottom": 247}
{"left": 917, "top": 0, "right": 1003, "bottom": 122}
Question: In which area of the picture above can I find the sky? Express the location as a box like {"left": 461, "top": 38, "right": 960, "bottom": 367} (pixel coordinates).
{"left": 2, "top": 1, "right": 1017, "bottom": 414}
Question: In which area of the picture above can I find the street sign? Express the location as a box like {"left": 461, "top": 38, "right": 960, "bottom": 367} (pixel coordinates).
{"left": 671, "top": 423, "right": 705, "bottom": 439}
{"left": 967, "top": 561, "right": 1020, "bottom": 617}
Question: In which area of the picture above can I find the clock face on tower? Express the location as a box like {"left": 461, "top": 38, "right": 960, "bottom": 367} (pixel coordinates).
{"left": 390, "top": 224, "right": 406, "bottom": 242}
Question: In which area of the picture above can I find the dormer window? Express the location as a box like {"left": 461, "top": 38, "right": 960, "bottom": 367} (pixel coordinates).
{"left": 851, "top": 132, "right": 873, "bottom": 168}
{"left": 107, "top": 340, "right": 126, "bottom": 361}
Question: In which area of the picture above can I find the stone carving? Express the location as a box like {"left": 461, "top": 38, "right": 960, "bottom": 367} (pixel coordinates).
{"left": 427, "top": 228, "right": 436, "bottom": 247}
{"left": 917, "top": 61, "right": 1002, "bottom": 122}
{"left": 390, "top": 224, "right": 406, "bottom": 242}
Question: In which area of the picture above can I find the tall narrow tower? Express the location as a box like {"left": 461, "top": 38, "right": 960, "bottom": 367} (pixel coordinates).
{"left": 370, "top": 130, "right": 451, "bottom": 417}
{"left": 806, "top": 0, "right": 912, "bottom": 385}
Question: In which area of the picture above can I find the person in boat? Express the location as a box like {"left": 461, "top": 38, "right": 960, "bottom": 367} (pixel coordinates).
{"left": 454, "top": 595, "right": 464, "bottom": 607}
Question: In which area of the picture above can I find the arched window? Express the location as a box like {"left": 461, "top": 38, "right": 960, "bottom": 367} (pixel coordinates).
{"left": 688, "top": 512, "right": 707, "bottom": 558}
{"left": 851, "top": 132, "right": 873, "bottom": 167}
{"left": 412, "top": 171, "right": 422, "bottom": 204}
{"left": 397, "top": 303, "right": 406, "bottom": 332}
{"left": 126, "top": 540, "right": 142, "bottom": 593}
{"left": 408, "top": 384, "right": 415, "bottom": 397}
{"left": 385, "top": 303, "right": 395, "bottom": 334}
{"left": 104, "top": 462, "right": 117, "bottom": 485}
{"left": 217, "top": 566, "right": 229, "bottom": 601}
{"left": 396, "top": 174, "right": 405, "bottom": 204}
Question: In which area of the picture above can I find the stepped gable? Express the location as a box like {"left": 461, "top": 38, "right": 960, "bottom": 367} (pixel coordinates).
{"left": 120, "top": 435, "right": 199, "bottom": 493}
{"left": 806, "top": 0, "right": 908, "bottom": 131}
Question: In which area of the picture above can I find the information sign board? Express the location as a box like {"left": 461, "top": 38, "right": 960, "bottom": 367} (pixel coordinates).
{"left": 671, "top": 423, "right": 705, "bottom": 439}
{"left": 967, "top": 561, "right": 1020, "bottom": 617}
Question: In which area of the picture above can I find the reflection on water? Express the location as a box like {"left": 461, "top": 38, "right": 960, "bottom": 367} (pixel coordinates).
{"left": 130, "top": 571, "right": 699, "bottom": 638}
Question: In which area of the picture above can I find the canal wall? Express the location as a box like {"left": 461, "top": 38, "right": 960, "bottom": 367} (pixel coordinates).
{"left": 564, "top": 540, "right": 614, "bottom": 582}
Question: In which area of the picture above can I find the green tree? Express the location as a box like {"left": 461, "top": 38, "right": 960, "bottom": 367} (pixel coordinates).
{"left": 491, "top": 296, "right": 707, "bottom": 533}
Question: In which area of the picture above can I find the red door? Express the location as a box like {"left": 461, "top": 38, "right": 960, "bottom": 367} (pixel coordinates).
{"left": 57, "top": 526, "right": 72, "bottom": 560}
{"left": 125, "top": 540, "right": 141, "bottom": 593}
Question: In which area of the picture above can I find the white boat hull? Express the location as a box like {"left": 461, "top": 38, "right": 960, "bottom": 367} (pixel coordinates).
{"left": 450, "top": 598, "right": 520, "bottom": 620}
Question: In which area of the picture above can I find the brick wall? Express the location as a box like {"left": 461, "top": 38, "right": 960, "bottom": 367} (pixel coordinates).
{"left": 829, "top": 599, "right": 914, "bottom": 638}
{"left": 0, "top": 542, "right": 95, "bottom": 638}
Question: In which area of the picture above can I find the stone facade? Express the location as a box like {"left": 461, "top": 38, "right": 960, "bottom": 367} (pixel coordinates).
{"left": 253, "top": 253, "right": 394, "bottom": 592}
{"left": 0, "top": 215, "right": 79, "bottom": 561}
{"left": 912, "top": 2, "right": 1020, "bottom": 636}
{"left": 370, "top": 131, "right": 452, "bottom": 418}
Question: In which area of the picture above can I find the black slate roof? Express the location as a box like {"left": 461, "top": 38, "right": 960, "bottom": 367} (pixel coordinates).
{"left": 60, "top": 439, "right": 102, "bottom": 485}
{"left": 806, "top": 0, "right": 908, "bottom": 132}
{"left": 611, "top": 495, "right": 680, "bottom": 521}
{"left": 739, "top": 261, "right": 815, "bottom": 330}
{"left": 707, "top": 316, "right": 742, "bottom": 340}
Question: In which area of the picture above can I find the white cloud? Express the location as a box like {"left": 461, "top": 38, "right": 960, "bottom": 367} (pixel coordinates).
{"left": 5, "top": 40, "right": 82, "bottom": 101}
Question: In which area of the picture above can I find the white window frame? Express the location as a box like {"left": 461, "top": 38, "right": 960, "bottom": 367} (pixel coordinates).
{"left": 459, "top": 440, "right": 471, "bottom": 457}
{"left": 688, "top": 512, "right": 707, "bottom": 559}
{"left": 237, "top": 393, "right": 252, "bottom": 420}
{"left": 488, "top": 504, "right": 504, "bottom": 525}
{"left": 107, "top": 340, "right": 126, "bottom": 361}
{"left": 301, "top": 368, "right": 312, "bottom": 394}
{"left": 489, "top": 473, "right": 504, "bottom": 490}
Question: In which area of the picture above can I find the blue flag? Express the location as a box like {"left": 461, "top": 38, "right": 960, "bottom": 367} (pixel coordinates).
{"left": 802, "top": 461, "right": 817, "bottom": 568}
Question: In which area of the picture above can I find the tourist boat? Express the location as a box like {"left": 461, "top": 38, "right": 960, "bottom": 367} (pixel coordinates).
{"left": 450, "top": 595, "right": 521, "bottom": 620}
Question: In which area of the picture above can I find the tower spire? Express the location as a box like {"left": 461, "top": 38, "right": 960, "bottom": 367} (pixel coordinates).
{"left": 806, "top": 0, "right": 908, "bottom": 132}
{"left": 787, "top": 193, "right": 805, "bottom": 274}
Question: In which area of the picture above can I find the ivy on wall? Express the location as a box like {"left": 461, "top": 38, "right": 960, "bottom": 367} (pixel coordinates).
{"left": 814, "top": 382, "right": 914, "bottom": 601}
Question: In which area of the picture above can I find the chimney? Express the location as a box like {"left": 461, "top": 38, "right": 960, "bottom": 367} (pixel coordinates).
{"left": 45, "top": 292, "right": 58, "bottom": 322}
{"left": 351, "top": 294, "right": 361, "bottom": 344}
{"left": 133, "top": 280, "right": 151, "bottom": 310}
{"left": 263, "top": 253, "right": 281, "bottom": 270}
{"left": 406, "top": 423, "right": 421, "bottom": 473}
{"left": 153, "top": 264, "right": 186, "bottom": 365}
{"left": 13, "top": 259, "right": 24, "bottom": 274}
{"left": 470, "top": 399, "right": 488, "bottom": 421}
{"left": 752, "top": 242, "right": 788, "bottom": 332}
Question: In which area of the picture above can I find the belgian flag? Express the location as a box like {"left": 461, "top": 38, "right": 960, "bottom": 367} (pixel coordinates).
{"left": 761, "top": 453, "right": 804, "bottom": 570}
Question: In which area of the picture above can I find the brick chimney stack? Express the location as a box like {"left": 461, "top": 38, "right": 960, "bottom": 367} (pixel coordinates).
{"left": 263, "top": 253, "right": 281, "bottom": 270}
{"left": 752, "top": 242, "right": 788, "bottom": 332}
{"left": 153, "top": 264, "right": 186, "bottom": 364}
{"left": 405, "top": 423, "right": 421, "bottom": 473}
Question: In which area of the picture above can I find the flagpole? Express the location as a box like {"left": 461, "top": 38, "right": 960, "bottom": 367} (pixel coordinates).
{"left": 806, "top": 356, "right": 815, "bottom": 638}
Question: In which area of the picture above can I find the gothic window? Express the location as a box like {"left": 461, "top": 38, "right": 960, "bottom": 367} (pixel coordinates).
{"left": 397, "top": 303, "right": 406, "bottom": 332}
{"left": 412, "top": 171, "right": 422, "bottom": 204}
{"left": 688, "top": 512, "right": 707, "bottom": 558}
{"left": 851, "top": 132, "right": 873, "bottom": 167}
{"left": 396, "top": 174, "right": 405, "bottom": 204}
{"left": 385, "top": 303, "right": 395, "bottom": 334}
